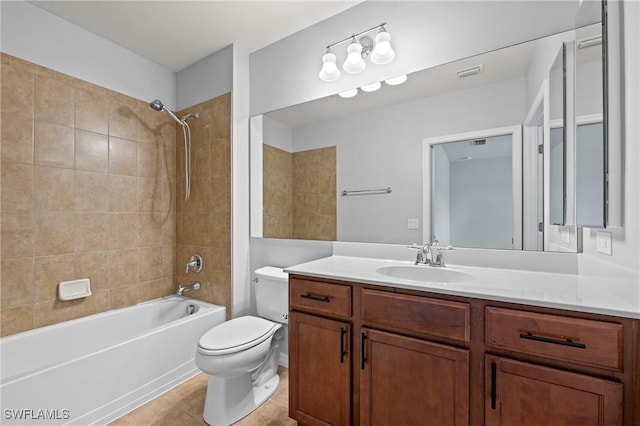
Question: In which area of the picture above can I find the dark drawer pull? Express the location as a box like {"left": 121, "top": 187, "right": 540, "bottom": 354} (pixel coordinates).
{"left": 519, "top": 332, "right": 586, "bottom": 349}
{"left": 300, "top": 293, "right": 331, "bottom": 303}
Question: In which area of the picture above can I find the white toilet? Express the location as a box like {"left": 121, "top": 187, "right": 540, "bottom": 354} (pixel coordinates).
{"left": 195, "top": 266, "right": 289, "bottom": 426}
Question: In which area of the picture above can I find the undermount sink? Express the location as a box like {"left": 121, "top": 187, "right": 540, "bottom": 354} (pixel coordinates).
{"left": 376, "top": 265, "right": 472, "bottom": 283}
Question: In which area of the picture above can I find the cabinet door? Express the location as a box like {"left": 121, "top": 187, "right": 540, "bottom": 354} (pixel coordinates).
{"left": 360, "top": 328, "right": 469, "bottom": 426}
{"left": 289, "top": 311, "right": 351, "bottom": 426}
{"left": 486, "top": 356, "right": 623, "bottom": 426}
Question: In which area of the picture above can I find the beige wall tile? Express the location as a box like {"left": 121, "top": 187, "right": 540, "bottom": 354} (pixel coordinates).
{"left": 109, "top": 175, "right": 138, "bottom": 212}
{"left": 162, "top": 122, "right": 177, "bottom": 182}
{"left": 1, "top": 211, "right": 34, "bottom": 259}
{"left": 75, "top": 87, "right": 108, "bottom": 135}
{"left": 1, "top": 305, "right": 35, "bottom": 336}
{"left": 75, "top": 171, "right": 109, "bottom": 212}
{"left": 34, "top": 76, "right": 74, "bottom": 127}
{"left": 109, "top": 137, "right": 138, "bottom": 176}
{"left": 162, "top": 245, "right": 176, "bottom": 278}
{"left": 34, "top": 122, "right": 74, "bottom": 168}
{"left": 34, "top": 166, "right": 75, "bottom": 211}
{"left": 75, "top": 212, "right": 110, "bottom": 252}
{"left": 75, "top": 130, "right": 108, "bottom": 172}
{"left": 137, "top": 246, "right": 163, "bottom": 282}
{"left": 1, "top": 64, "right": 34, "bottom": 117}
{"left": 137, "top": 213, "right": 163, "bottom": 247}
{"left": 1, "top": 112, "right": 33, "bottom": 164}
{"left": 109, "top": 213, "right": 137, "bottom": 249}
{"left": 109, "top": 249, "right": 138, "bottom": 289}
{"left": 108, "top": 103, "right": 138, "bottom": 141}
{"left": 1, "top": 162, "right": 34, "bottom": 211}
{"left": 34, "top": 254, "right": 76, "bottom": 302}
{"left": 75, "top": 251, "right": 110, "bottom": 291}
{"left": 34, "top": 211, "right": 75, "bottom": 256}
{"left": 138, "top": 140, "right": 161, "bottom": 178}
{"left": 1, "top": 258, "right": 35, "bottom": 309}
{"left": 137, "top": 177, "right": 162, "bottom": 213}
{"left": 192, "top": 142, "right": 211, "bottom": 179}
{"left": 109, "top": 284, "right": 141, "bottom": 310}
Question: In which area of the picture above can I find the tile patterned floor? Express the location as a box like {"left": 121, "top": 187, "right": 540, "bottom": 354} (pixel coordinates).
{"left": 110, "top": 367, "right": 296, "bottom": 426}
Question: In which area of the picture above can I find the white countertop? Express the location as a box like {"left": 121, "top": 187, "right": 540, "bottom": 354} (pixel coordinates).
{"left": 284, "top": 255, "right": 640, "bottom": 319}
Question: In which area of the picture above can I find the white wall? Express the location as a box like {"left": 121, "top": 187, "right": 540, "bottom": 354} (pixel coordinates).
{"left": 176, "top": 45, "right": 233, "bottom": 110}
{"left": 450, "top": 157, "right": 513, "bottom": 250}
{"left": 288, "top": 77, "right": 525, "bottom": 244}
{"left": 0, "top": 0, "right": 175, "bottom": 108}
{"left": 263, "top": 116, "right": 293, "bottom": 152}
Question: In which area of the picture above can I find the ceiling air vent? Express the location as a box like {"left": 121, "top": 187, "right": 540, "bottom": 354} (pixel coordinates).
{"left": 471, "top": 139, "right": 486, "bottom": 146}
{"left": 456, "top": 64, "right": 484, "bottom": 78}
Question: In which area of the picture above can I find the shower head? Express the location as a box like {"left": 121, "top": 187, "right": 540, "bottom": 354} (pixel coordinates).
{"left": 149, "top": 99, "right": 164, "bottom": 112}
{"left": 149, "top": 99, "right": 183, "bottom": 126}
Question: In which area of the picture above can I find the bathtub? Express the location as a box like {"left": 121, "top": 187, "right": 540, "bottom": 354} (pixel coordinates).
{"left": 0, "top": 296, "right": 226, "bottom": 425}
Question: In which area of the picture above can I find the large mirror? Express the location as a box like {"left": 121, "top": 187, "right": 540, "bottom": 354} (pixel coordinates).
{"left": 250, "top": 12, "right": 605, "bottom": 252}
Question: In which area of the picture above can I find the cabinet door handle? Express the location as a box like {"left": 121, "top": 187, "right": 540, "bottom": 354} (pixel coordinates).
{"left": 490, "top": 362, "right": 497, "bottom": 410}
{"left": 340, "top": 327, "right": 347, "bottom": 363}
{"left": 361, "top": 332, "right": 367, "bottom": 370}
{"left": 300, "top": 293, "right": 331, "bottom": 303}
{"left": 519, "top": 332, "right": 587, "bottom": 349}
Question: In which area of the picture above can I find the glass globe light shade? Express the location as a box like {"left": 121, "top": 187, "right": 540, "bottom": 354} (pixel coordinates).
{"left": 361, "top": 81, "right": 381, "bottom": 92}
{"left": 370, "top": 31, "right": 395, "bottom": 65}
{"left": 385, "top": 74, "right": 407, "bottom": 85}
{"left": 318, "top": 51, "right": 341, "bottom": 82}
{"left": 343, "top": 40, "right": 366, "bottom": 74}
{"left": 338, "top": 88, "right": 358, "bottom": 98}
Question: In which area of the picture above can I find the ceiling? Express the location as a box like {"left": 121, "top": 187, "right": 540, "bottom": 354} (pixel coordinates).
{"left": 30, "top": 0, "right": 360, "bottom": 72}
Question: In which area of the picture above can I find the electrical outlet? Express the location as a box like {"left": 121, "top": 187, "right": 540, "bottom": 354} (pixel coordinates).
{"left": 596, "top": 231, "right": 612, "bottom": 255}
{"left": 407, "top": 219, "right": 419, "bottom": 229}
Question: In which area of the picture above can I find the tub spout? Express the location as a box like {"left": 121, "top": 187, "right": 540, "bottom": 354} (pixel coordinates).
{"left": 177, "top": 281, "right": 201, "bottom": 296}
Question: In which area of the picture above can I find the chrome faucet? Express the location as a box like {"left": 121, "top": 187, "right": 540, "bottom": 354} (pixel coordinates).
{"left": 408, "top": 243, "right": 433, "bottom": 265}
{"left": 407, "top": 240, "right": 453, "bottom": 267}
{"left": 177, "top": 281, "right": 201, "bottom": 296}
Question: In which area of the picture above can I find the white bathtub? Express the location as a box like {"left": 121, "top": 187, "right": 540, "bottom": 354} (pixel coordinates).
{"left": 0, "top": 296, "right": 226, "bottom": 425}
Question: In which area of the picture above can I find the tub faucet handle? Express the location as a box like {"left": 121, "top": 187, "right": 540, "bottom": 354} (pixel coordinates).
{"left": 186, "top": 253, "right": 203, "bottom": 274}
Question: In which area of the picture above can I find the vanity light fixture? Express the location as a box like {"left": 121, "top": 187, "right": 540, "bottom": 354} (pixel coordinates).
{"left": 319, "top": 23, "right": 396, "bottom": 82}
{"left": 456, "top": 64, "right": 484, "bottom": 78}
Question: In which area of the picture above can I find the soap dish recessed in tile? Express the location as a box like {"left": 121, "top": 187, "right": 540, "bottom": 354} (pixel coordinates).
{"left": 58, "top": 278, "right": 92, "bottom": 301}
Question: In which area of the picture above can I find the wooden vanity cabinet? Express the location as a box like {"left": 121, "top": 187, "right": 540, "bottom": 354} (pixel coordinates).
{"left": 289, "top": 274, "right": 639, "bottom": 426}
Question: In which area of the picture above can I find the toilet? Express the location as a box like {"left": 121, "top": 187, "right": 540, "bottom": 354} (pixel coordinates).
{"left": 195, "top": 266, "right": 289, "bottom": 426}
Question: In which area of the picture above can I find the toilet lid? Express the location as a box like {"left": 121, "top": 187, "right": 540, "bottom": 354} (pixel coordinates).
{"left": 198, "top": 316, "right": 277, "bottom": 355}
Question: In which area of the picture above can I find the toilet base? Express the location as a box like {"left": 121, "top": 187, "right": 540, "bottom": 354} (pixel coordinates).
{"left": 202, "top": 372, "right": 280, "bottom": 426}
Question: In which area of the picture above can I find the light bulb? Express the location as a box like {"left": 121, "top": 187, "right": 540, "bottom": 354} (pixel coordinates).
{"left": 370, "top": 30, "right": 395, "bottom": 65}
{"left": 385, "top": 74, "right": 407, "bottom": 85}
{"left": 343, "top": 39, "right": 366, "bottom": 74}
{"left": 318, "top": 51, "right": 341, "bottom": 82}
{"left": 338, "top": 88, "right": 358, "bottom": 98}
{"left": 361, "top": 82, "right": 381, "bottom": 92}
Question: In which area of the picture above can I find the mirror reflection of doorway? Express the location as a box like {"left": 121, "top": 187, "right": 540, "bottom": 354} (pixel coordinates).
{"left": 430, "top": 131, "right": 518, "bottom": 250}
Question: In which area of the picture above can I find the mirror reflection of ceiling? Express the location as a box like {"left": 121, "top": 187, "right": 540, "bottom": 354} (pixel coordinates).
{"left": 266, "top": 22, "right": 602, "bottom": 130}
{"left": 267, "top": 41, "right": 535, "bottom": 128}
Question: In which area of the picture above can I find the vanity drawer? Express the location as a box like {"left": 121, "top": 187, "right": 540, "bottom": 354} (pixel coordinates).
{"left": 290, "top": 278, "right": 352, "bottom": 317}
{"left": 361, "top": 289, "right": 470, "bottom": 342}
{"left": 485, "top": 307, "right": 623, "bottom": 371}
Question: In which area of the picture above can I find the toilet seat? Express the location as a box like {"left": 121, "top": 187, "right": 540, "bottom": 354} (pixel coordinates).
{"left": 197, "top": 316, "right": 278, "bottom": 356}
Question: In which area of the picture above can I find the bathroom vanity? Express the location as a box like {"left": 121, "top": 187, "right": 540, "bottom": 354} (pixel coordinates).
{"left": 286, "top": 256, "right": 640, "bottom": 426}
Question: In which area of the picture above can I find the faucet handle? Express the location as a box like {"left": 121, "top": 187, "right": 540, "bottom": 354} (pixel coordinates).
{"left": 186, "top": 253, "right": 203, "bottom": 274}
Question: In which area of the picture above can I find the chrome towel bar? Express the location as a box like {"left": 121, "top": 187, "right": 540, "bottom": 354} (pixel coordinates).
{"left": 341, "top": 187, "right": 392, "bottom": 196}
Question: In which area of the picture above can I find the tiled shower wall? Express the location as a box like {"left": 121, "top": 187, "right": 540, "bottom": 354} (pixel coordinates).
{"left": 0, "top": 53, "right": 226, "bottom": 337}
{"left": 263, "top": 144, "right": 336, "bottom": 241}
{"left": 174, "top": 94, "right": 232, "bottom": 316}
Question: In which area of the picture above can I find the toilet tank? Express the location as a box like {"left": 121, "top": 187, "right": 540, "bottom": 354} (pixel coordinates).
{"left": 254, "top": 266, "right": 289, "bottom": 324}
